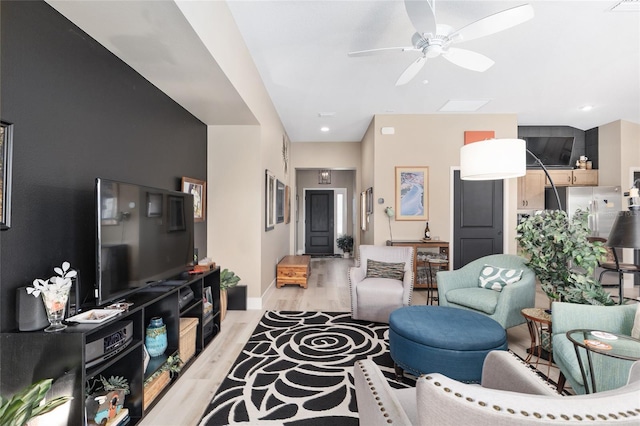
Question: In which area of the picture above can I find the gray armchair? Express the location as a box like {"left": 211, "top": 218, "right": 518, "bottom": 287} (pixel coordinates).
{"left": 355, "top": 351, "right": 640, "bottom": 425}
{"left": 551, "top": 301, "right": 638, "bottom": 394}
{"left": 349, "top": 245, "right": 414, "bottom": 323}
{"left": 437, "top": 254, "right": 536, "bottom": 329}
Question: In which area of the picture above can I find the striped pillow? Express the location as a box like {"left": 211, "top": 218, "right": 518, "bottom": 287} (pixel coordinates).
{"left": 478, "top": 265, "right": 523, "bottom": 292}
{"left": 365, "top": 259, "right": 405, "bottom": 280}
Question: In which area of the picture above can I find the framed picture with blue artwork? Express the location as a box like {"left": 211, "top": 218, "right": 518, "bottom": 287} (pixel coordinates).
{"left": 395, "top": 166, "right": 428, "bottom": 221}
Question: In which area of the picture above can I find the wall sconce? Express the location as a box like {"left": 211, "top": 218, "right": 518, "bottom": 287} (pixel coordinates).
{"left": 318, "top": 170, "right": 331, "bottom": 184}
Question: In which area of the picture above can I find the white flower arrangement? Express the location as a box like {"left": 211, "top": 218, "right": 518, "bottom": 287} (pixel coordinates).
{"left": 27, "top": 261, "right": 77, "bottom": 298}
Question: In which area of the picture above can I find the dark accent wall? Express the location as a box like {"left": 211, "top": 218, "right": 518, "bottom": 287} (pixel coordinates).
{"left": 0, "top": 1, "right": 208, "bottom": 331}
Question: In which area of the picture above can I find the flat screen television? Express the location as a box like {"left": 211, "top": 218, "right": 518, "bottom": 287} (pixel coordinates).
{"left": 523, "top": 136, "right": 575, "bottom": 167}
{"left": 96, "top": 178, "right": 194, "bottom": 306}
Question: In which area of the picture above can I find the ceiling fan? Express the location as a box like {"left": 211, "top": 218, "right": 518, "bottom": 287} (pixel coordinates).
{"left": 348, "top": 0, "right": 534, "bottom": 86}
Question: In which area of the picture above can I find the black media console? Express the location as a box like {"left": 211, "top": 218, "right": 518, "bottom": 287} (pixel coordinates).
{"left": 0, "top": 267, "right": 221, "bottom": 426}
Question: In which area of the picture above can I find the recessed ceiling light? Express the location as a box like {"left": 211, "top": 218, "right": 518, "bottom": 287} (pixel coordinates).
{"left": 320, "top": 126, "right": 330, "bottom": 132}
{"left": 318, "top": 112, "right": 335, "bottom": 117}
{"left": 439, "top": 99, "right": 490, "bottom": 112}
{"left": 422, "top": 80, "right": 429, "bottom": 85}
{"left": 579, "top": 105, "right": 594, "bottom": 111}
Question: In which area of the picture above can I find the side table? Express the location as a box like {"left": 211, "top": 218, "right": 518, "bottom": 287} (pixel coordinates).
{"left": 566, "top": 329, "right": 640, "bottom": 393}
{"left": 521, "top": 308, "right": 553, "bottom": 378}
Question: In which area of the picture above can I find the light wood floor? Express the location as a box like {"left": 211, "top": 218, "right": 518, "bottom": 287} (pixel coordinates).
{"left": 140, "top": 258, "right": 635, "bottom": 426}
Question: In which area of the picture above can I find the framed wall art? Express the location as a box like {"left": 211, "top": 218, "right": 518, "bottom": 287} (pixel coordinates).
{"left": 0, "top": 121, "right": 13, "bottom": 230}
{"left": 395, "top": 166, "right": 429, "bottom": 221}
{"left": 284, "top": 185, "right": 291, "bottom": 224}
{"left": 265, "top": 170, "right": 276, "bottom": 231}
{"left": 276, "top": 179, "right": 285, "bottom": 224}
{"left": 181, "top": 177, "right": 206, "bottom": 222}
{"left": 360, "top": 190, "right": 368, "bottom": 231}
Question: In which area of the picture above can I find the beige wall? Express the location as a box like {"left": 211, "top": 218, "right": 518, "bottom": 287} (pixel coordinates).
{"left": 183, "top": 1, "right": 290, "bottom": 306}
{"left": 368, "top": 114, "right": 520, "bottom": 255}
{"left": 598, "top": 119, "right": 640, "bottom": 189}
{"left": 207, "top": 125, "right": 262, "bottom": 301}
{"left": 360, "top": 121, "right": 376, "bottom": 246}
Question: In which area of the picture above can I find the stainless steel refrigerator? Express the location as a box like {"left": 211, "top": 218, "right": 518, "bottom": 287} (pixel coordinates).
{"left": 545, "top": 185, "right": 622, "bottom": 238}
{"left": 546, "top": 185, "right": 623, "bottom": 285}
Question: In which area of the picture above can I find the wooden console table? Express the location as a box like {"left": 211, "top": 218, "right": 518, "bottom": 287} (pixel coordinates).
{"left": 386, "top": 240, "right": 449, "bottom": 290}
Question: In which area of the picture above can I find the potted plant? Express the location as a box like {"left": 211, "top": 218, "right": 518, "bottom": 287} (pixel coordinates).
{"left": 0, "top": 378, "right": 72, "bottom": 426}
{"left": 85, "top": 375, "right": 130, "bottom": 426}
{"left": 337, "top": 234, "right": 354, "bottom": 258}
{"left": 516, "top": 209, "right": 614, "bottom": 306}
{"left": 220, "top": 269, "right": 241, "bottom": 321}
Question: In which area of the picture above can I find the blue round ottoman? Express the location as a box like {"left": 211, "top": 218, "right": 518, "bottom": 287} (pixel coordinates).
{"left": 389, "top": 306, "right": 507, "bottom": 383}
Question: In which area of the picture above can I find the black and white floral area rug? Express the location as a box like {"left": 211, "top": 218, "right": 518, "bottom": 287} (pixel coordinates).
{"left": 198, "top": 311, "right": 414, "bottom": 426}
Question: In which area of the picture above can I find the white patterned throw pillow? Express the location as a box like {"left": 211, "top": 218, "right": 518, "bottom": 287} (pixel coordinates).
{"left": 478, "top": 265, "right": 523, "bottom": 292}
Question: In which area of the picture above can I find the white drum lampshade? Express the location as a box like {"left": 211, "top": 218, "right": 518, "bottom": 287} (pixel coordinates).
{"left": 460, "top": 139, "right": 527, "bottom": 180}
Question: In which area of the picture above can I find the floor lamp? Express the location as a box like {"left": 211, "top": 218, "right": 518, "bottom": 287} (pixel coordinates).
{"left": 459, "top": 138, "right": 562, "bottom": 209}
{"left": 605, "top": 208, "right": 640, "bottom": 304}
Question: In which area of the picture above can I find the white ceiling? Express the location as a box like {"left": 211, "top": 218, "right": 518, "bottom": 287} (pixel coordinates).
{"left": 48, "top": 1, "right": 640, "bottom": 143}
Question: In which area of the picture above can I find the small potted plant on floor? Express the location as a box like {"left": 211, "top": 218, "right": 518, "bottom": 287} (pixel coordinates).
{"left": 220, "top": 269, "right": 241, "bottom": 321}
{"left": 337, "top": 234, "right": 354, "bottom": 258}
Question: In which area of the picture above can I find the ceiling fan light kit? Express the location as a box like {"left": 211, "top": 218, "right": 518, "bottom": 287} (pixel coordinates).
{"left": 348, "top": 1, "right": 534, "bottom": 86}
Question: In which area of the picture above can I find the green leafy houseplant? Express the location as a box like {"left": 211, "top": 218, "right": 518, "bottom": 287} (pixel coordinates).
{"left": 336, "top": 234, "right": 354, "bottom": 254}
{"left": 85, "top": 375, "right": 130, "bottom": 398}
{"left": 143, "top": 355, "right": 182, "bottom": 387}
{"left": 220, "top": 269, "right": 241, "bottom": 291}
{"left": 516, "top": 209, "right": 614, "bottom": 305}
{"left": 0, "top": 379, "right": 72, "bottom": 426}
{"left": 220, "top": 269, "right": 241, "bottom": 321}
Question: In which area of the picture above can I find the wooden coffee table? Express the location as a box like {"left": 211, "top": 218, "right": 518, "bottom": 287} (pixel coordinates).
{"left": 276, "top": 255, "right": 311, "bottom": 288}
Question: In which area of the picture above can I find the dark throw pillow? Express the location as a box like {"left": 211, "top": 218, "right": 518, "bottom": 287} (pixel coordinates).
{"left": 365, "top": 259, "right": 405, "bottom": 280}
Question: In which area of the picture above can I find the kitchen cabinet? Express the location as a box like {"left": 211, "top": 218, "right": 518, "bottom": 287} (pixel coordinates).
{"left": 517, "top": 170, "right": 545, "bottom": 210}
{"left": 545, "top": 169, "right": 598, "bottom": 186}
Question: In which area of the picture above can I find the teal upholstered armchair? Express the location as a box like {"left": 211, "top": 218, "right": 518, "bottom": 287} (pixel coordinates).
{"left": 551, "top": 301, "right": 638, "bottom": 394}
{"left": 437, "top": 254, "right": 536, "bottom": 329}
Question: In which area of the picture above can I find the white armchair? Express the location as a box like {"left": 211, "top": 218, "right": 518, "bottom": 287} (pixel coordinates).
{"left": 355, "top": 351, "right": 640, "bottom": 425}
{"left": 349, "top": 245, "right": 414, "bottom": 323}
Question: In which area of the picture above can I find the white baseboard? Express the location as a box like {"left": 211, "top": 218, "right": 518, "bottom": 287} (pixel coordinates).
{"left": 246, "top": 279, "right": 276, "bottom": 310}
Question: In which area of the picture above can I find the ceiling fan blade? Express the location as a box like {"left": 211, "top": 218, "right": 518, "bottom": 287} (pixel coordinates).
{"left": 404, "top": 0, "right": 437, "bottom": 35}
{"left": 449, "top": 4, "right": 534, "bottom": 43}
{"left": 396, "top": 56, "right": 427, "bottom": 86}
{"left": 348, "top": 46, "right": 418, "bottom": 57}
{"left": 442, "top": 47, "right": 494, "bottom": 72}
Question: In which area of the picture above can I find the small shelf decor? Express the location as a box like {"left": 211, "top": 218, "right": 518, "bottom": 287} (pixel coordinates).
{"left": 27, "top": 261, "right": 77, "bottom": 332}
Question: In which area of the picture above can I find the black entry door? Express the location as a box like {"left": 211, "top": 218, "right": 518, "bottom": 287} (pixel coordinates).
{"left": 305, "top": 190, "right": 334, "bottom": 255}
{"left": 453, "top": 170, "right": 503, "bottom": 268}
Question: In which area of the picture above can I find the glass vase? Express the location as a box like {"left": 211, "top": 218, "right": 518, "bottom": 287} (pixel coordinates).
{"left": 40, "top": 288, "right": 70, "bottom": 332}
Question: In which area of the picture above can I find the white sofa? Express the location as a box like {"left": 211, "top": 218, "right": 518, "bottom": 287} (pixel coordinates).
{"left": 354, "top": 351, "right": 640, "bottom": 425}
